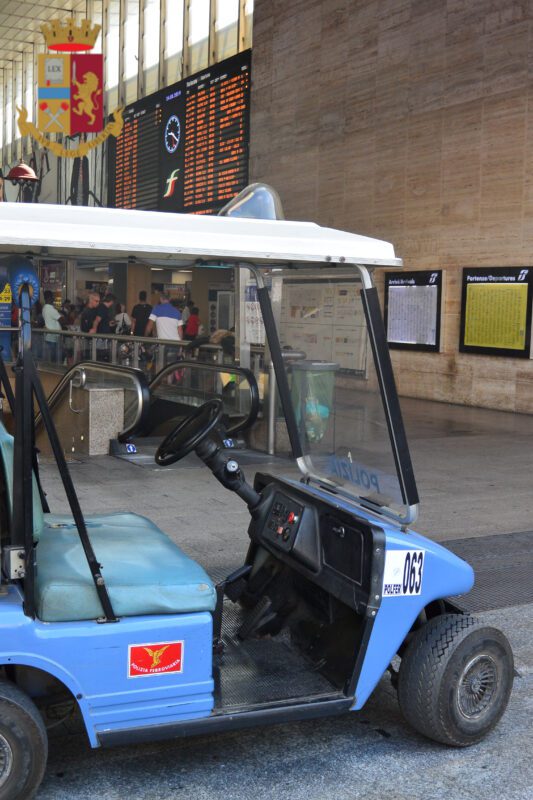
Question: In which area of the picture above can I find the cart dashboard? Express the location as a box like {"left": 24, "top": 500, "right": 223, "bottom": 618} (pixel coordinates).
{"left": 249, "top": 474, "right": 384, "bottom": 615}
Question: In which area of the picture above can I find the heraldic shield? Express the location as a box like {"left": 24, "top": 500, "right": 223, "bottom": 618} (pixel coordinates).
{"left": 38, "top": 53, "right": 103, "bottom": 135}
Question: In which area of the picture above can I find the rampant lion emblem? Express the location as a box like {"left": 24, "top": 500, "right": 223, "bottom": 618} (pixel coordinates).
{"left": 72, "top": 71, "right": 102, "bottom": 126}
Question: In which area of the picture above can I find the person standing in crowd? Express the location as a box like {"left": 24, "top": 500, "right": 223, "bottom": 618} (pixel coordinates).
{"left": 90, "top": 293, "right": 117, "bottom": 361}
{"left": 181, "top": 300, "right": 194, "bottom": 326}
{"left": 80, "top": 292, "right": 100, "bottom": 358}
{"left": 145, "top": 291, "right": 183, "bottom": 340}
{"left": 61, "top": 298, "right": 74, "bottom": 326}
{"left": 115, "top": 303, "right": 132, "bottom": 334}
{"left": 145, "top": 292, "right": 183, "bottom": 366}
{"left": 91, "top": 294, "right": 117, "bottom": 334}
{"left": 42, "top": 290, "right": 64, "bottom": 363}
{"left": 80, "top": 292, "right": 100, "bottom": 334}
{"left": 131, "top": 291, "right": 152, "bottom": 336}
{"left": 184, "top": 306, "right": 201, "bottom": 340}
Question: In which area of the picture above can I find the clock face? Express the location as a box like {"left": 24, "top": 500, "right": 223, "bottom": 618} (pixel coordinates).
{"left": 164, "top": 115, "right": 181, "bottom": 154}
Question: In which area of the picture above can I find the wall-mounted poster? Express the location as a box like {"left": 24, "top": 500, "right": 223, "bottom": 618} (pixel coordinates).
{"left": 244, "top": 280, "right": 265, "bottom": 345}
{"left": 460, "top": 267, "right": 533, "bottom": 358}
{"left": 384, "top": 270, "right": 442, "bottom": 352}
{"left": 279, "top": 279, "right": 367, "bottom": 373}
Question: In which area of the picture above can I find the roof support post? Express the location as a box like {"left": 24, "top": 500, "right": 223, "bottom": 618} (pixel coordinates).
{"left": 208, "top": 0, "right": 217, "bottom": 67}
{"left": 159, "top": 0, "right": 167, "bottom": 89}
{"left": 118, "top": 0, "right": 126, "bottom": 106}
{"left": 238, "top": 0, "right": 247, "bottom": 51}
{"left": 182, "top": 0, "right": 190, "bottom": 76}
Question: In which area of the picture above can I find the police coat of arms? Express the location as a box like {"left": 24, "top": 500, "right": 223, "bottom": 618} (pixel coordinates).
{"left": 17, "top": 18, "right": 123, "bottom": 158}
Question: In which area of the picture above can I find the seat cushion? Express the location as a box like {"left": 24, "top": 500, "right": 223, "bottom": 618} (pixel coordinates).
{"left": 35, "top": 512, "right": 216, "bottom": 622}
{"left": 0, "top": 423, "right": 45, "bottom": 539}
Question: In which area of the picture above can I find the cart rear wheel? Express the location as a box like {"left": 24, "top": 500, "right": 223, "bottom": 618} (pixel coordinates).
{"left": 398, "top": 614, "right": 514, "bottom": 746}
{"left": 0, "top": 680, "right": 48, "bottom": 800}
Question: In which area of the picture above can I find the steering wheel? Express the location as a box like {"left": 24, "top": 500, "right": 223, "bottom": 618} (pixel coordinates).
{"left": 155, "top": 399, "right": 223, "bottom": 466}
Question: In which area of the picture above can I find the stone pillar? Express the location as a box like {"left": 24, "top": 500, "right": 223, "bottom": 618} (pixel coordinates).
{"left": 109, "top": 262, "right": 128, "bottom": 306}
{"left": 36, "top": 386, "right": 125, "bottom": 458}
{"left": 126, "top": 262, "right": 152, "bottom": 316}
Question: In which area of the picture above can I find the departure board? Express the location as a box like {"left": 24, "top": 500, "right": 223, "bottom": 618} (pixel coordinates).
{"left": 114, "top": 99, "right": 163, "bottom": 210}
{"left": 459, "top": 267, "right": 533, "bottom": 358}
{"left": 108, "top": 50, "right": 251, "bottom": 215}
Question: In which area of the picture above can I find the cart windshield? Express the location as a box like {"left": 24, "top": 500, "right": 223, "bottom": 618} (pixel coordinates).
{"left": 0, "top": 203, "right": 417, "bottom": 523}
{"left": 265, "top": 268, "right": 418, "bottom": 523}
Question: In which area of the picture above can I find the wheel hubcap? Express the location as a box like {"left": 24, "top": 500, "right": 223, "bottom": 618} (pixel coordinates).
{"left": 0, "top": 733, "right": 13, "bottom": 788}
{"left": 457, "top": 654, "right": 498, "bottom": 719}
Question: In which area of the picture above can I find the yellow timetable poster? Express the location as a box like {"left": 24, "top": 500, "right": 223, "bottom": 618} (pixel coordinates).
{"left": 464, "top": 282, "right": 528, "bottom": 350}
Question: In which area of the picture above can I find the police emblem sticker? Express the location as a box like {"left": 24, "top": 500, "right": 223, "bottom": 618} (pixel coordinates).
{"left": 382, "top": 550, "right": 424, "bottom": 597}
{"left": 128, "top": 641, "right": 184, "bottom": 678}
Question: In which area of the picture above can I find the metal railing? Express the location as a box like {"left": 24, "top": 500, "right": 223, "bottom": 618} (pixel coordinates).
{"left": 1, "top": 326, "right": 279, "bottom": 449}
{"left": 1, "top": 326, "right": 266, "bottom": 374}
{"left": 12, "top": 328, "right": 234, "bottom": 380}
{"left": 147, "top": 360, "right": 260, "bottom": 438}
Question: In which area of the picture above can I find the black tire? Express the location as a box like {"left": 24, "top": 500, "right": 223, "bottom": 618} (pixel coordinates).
{"left": 0, "top": 680, "right": 48, "bottom": 800}
{"left": 398, "top": 614, "right": 514, "bottom": 746}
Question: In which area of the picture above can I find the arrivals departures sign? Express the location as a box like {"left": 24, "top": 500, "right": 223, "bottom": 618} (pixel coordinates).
{"left": 108, "top": 50, "right": 251, "bottom": 215}
{"left": 384, "top": 270, "right": 443, "bottom": 352}
{"left": 460, "top": 267, "right": 533, "bottom": 358}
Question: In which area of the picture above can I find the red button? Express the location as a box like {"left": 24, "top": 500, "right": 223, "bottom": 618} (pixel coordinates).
{"left": 287, "top": 512, "right": 295, "bottom": 524}
{"left": 277, "top": 526, "right": 284, "bottom": 535}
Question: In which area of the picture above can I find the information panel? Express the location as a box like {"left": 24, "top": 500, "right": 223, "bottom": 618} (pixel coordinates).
{"left": 384, "top": 270, "right": 443, "bottom": 352}
{"left": 459, "top": 267, "right": 533, "bottom": 358}
{"left": 108, "top": 50, "right": 251, "bottom": 215}
{"left": 279, "top": 279, "right": 368, "bottom": 373}
{"left": 113, "top": 93, "right": 164, "bottom": 210}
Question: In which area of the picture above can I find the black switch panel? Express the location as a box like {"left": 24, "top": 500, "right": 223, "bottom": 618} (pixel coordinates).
{"left": 261, "top": 492, "right": 304, "bottom": 552}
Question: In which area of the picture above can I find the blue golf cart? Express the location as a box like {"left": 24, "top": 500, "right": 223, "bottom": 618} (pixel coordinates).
{"left": 0, "top": 199, "right": 513, "bottom": 799}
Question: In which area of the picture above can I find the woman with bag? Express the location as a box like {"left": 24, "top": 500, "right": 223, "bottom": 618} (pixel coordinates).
{"left": 115, "top": 303, "right": 132, "bottom": 335}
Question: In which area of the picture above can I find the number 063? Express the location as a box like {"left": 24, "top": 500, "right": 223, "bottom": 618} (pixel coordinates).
{"left": 402, "top": 551, "right": 424, "bottom": 594}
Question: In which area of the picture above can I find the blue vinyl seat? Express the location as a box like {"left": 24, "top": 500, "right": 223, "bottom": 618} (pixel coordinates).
{"left": 35, "top": 514, "right": 216, "bottom": 622}
{"left": 0, "top": 424, "right": 216, "bottom": 623}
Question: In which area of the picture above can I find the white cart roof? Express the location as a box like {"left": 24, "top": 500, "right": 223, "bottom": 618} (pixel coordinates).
{"left": 0, "top": 203, "right": 401, "bottom": 268}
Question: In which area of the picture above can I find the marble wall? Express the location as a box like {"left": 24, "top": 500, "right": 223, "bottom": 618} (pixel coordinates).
{"left": 250, "top": 0, "right": 533, "bottom": 412}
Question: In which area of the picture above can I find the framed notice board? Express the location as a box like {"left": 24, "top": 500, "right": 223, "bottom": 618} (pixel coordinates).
{"left": 384, "top": 270, "right": 443, "bottom": 352}
{"left": 459, "top": 267, "right": 533, "bottom": 358}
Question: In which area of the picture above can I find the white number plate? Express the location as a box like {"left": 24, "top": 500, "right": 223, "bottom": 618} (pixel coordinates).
{"left": 382, "top": 549, "right": 424, "bottom": 597}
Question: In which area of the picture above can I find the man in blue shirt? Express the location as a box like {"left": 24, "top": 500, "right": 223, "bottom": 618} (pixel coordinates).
{"left": 145, "top": 292, "right": 183, "bottom": 340}
{"left": 145, "top": 292, "right": 184, "bottom": 368}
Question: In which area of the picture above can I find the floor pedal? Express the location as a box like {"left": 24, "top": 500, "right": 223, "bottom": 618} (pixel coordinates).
{"left": 237, "top": 596, "right": 272, "bottom": 640}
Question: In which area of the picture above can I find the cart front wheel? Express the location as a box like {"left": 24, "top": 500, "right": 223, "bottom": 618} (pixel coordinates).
{"left": 398, "top": 614, "right": 514, "bottom": 746}
{"left": 0, "top": 680, "right": 48, "bottom": 800}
